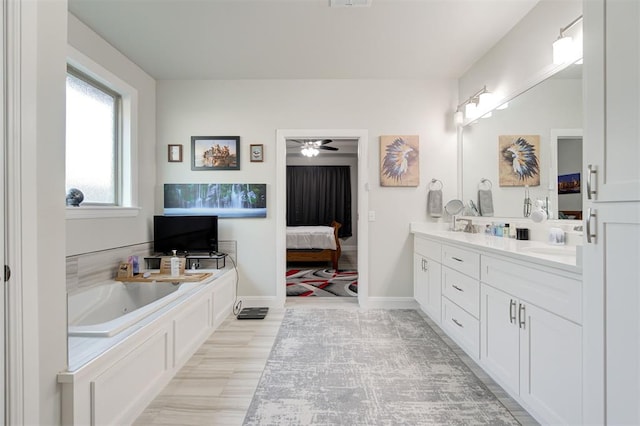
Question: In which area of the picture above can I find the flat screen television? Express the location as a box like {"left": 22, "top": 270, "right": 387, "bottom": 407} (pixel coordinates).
{"left": 153, "top": 215, "right": 218, "bottom": 255}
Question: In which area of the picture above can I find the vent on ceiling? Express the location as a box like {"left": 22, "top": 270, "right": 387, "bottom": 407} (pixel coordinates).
{"left": 330, "top": 0, "right": 372, "bottom": 7}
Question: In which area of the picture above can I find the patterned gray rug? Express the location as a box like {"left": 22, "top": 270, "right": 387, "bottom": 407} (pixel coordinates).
{"left": 244, "top": 309, "right": 519, "bottom": 425}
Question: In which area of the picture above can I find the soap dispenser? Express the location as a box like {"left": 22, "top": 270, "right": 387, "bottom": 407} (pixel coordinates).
{"left": 170, "top": 250, "right": 180, "bottom": 277}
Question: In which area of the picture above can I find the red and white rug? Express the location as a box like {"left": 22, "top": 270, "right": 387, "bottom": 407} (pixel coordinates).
{"left": 286, "top": 268, "right": 358, "bottom": 297}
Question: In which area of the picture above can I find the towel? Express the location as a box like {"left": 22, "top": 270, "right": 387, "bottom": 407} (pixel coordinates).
{"left": 478, "top": 189, "right": 494, "bottom": 217}
{"left": 427, "top": 189, "right": 443, "bottom": 218}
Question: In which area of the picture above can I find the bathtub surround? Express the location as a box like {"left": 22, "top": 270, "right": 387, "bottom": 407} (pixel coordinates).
{"left": 60, "top": 267, "right": 237, "bottom": 425}
{"left": 243, "top": 309, "right": 522, "bottom": 425}
{"left": 66, "top": 240, "right": 238, "bottom": 294}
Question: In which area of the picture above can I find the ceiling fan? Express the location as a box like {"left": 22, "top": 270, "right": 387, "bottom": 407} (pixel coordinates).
{"left": 291, "top": 139, "right": 338, "bottom": 157}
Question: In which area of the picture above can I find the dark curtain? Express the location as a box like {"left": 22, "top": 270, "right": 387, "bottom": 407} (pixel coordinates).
{"left": 287, "top": 166, "right": 352, "bottom": 238}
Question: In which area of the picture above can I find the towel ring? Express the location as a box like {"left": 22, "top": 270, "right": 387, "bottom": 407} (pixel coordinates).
{"left": 479, "top": 178, "right": 492, "bottom": 190}
{"left": 429, "top": 179, "right": 443, "bottom": 191}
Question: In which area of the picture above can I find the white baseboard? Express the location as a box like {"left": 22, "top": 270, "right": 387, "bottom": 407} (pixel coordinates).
{"left": 364, "top": 297, "right": 418, "bottom": 309}
{"left": 237, "top": 296, "right": 283, "bottom": 309}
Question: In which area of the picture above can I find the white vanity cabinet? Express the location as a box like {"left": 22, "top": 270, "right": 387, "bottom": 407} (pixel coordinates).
{"left": 413, "top": 236, "right": 441, "bottom": 323}
{"left": 481, "top": 256, "right": 582, "bottom": 425}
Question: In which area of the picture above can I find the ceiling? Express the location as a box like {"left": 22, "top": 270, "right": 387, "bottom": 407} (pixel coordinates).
{"left": 68, "top": 0, "right": 539, "bottom": 81}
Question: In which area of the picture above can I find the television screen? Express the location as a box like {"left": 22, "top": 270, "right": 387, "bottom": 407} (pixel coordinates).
{"left": 153, "top": 215, "right": 218, "bottom": 255}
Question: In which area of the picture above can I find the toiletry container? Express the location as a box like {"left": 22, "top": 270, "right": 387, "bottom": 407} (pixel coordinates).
{"left": 170, "top": 250, "right": 180, "bottom": 277}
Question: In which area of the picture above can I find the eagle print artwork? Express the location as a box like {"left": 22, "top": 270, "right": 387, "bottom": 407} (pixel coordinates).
{"left": 380, "top": 135, "right": 419, "bottom": 187}
{"left": 498, "top": 135, "right": 540, "bottom": 187}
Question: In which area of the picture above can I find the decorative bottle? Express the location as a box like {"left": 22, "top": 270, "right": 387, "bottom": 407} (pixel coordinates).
{"left": 170, "top": 250, "right": 180, "bottom": 277}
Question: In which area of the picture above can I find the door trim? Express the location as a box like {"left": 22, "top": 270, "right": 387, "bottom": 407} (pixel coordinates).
{"left": 275, "top": 129, "right": 369, "bottom": 307}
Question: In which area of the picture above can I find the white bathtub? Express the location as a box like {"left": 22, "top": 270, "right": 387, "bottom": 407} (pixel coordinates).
{"left": 68, "top": 280, "right": 208, "bottom": 337}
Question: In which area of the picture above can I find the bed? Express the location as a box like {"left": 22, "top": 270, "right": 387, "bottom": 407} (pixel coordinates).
{"left": 286, "top": 221, "right": 342, "bottom": 270}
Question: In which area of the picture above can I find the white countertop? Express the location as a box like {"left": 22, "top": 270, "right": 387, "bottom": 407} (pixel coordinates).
{"left": 410, "top": 222, "right": 582, "bottom": 275}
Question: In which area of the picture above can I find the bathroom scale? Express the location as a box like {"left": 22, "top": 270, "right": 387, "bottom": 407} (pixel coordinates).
{"left": 237, "top": 307, "right": 269, "bottom": 320}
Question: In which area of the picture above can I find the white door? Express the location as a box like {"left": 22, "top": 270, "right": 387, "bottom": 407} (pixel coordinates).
{"left": 0, "top": 0, "right": 6, "bottom": 420}
{"left": 519, "top": 302, "right": 582, "bottom": 425}
{"left": 479, "top": 284, "right": 519, "bottom": 396}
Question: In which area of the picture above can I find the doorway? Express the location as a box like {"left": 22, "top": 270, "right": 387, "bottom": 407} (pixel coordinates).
{"left": 275, "top": 129, "right": 369, "bottom": 307}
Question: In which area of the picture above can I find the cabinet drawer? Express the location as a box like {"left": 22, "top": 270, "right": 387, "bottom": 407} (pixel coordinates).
{"left": 442, "top": 244, "right": 480, "bottom": 279}
{"left": 481, "top": 256, "right": 582, "bottom": 324}
{"left": 414, "top": 236, "right": 441, "bottom": 261}
{"left": 442, "top": 267, "right": 479, "bottom": 318}
{"left": 442, "top": 297, "right": 480, "bottom": 359}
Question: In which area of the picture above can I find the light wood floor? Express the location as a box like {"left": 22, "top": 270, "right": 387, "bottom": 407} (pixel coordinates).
{"left": 135, "top": 287, "right": 537, "bottom": 426}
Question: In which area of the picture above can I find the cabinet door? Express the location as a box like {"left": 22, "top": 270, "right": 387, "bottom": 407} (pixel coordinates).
{"left": 584, "top": 0, "right": 640, "bottom": 201}
{"left": 480, "top": 284, "right": 519, "bottom": 396}
{"left": 413, "top": 254, "right": 441, "bottom": 323}
{"left": 519, "top": 303, "right": 582, "bottom": 425}
{"left": 583, "top": 203, "right": 640, "bottom": 424}
{"left": 413, "top": 254, "right": 428, "bottom": 310}
{"left": 424, "top": 258, "right": 441, "bottom": 323}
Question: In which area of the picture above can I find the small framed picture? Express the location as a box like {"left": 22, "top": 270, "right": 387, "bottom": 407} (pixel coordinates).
{"left": 250, "top": 144, "right": 264, "bottom": 162}
{"left": 168, "top": 144, "right": 183, "bottom": 162}
{"left": 191, "top": 136, "right": 240, "bottom": 170}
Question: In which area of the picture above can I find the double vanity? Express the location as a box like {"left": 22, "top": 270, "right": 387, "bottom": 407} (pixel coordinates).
{"left": 411, "top": 221, "right": 582, "bottom": 425}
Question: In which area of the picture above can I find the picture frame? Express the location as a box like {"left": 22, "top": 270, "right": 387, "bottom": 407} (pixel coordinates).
{"left": 250, "top": 144, "right": 264, "bottom": 162}
{"left": 168, "top": 144, "right": 183, "bottom": 162}
{"left": 191, "top": 136, "right": 240, "bottom": 171}
{"left": 379, "top": 135, "right": 420, "bottom": 187}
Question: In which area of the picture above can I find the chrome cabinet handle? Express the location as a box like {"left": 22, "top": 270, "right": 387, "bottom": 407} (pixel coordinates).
{"left": 519, "top": 303, "right": 526, "bottom": 329}
{"left": 509, "top": 299, "right": 516, "bottom": 324}
{"left": 452, "top": 284, "right": 464, "bottom": 292}
{"left": 586, "top": 208, "right": 597, "bottom": 244}
{"left": 452, "top": 318, "right": 463, "bottom": 328}
{"left": 587, "top": 164, "right": 597, "bottom": 200}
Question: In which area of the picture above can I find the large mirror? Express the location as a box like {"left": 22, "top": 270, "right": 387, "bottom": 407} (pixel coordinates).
{"left": 461, "top": 62, "right": 583, "bottom": 219}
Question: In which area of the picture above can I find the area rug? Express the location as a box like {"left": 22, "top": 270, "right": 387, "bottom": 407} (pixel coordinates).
{"left": 243, "top": 309, "right": 519, "bottom": 426}
{"left": 286, "top": 268, "right": 357, "bottom": 297}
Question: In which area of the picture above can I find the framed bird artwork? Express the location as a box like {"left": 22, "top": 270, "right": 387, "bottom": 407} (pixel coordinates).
{"left": 380, "top": 135, "right": 420, "bottom": 187}
{"left": 498, "top": 135, "right": 540, "bottom": 186}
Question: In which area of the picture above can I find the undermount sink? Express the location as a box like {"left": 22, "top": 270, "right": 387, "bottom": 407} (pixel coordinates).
{"left": 519, "top": 246, "right": 576, "bottom": 256}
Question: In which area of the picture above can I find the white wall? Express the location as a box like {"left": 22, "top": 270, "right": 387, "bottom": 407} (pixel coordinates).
{"left": 66, "top": 13, "right": 157, "bottom": 256}
{"left": 156, "top": 79, "right": 458, "bottom": 298}
{"left": 18, "top": 0, "right": 67, "bottom": 423}
{"left": 459, "top": 0, "right": 582, "bottom": 105}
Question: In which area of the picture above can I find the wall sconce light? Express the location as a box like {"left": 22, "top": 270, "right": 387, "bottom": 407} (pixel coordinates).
{"left": 553, "top": 15, "right": 583, "bottom": 65}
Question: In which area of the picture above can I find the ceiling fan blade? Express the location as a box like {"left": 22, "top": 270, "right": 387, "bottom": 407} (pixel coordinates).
{"left": 318, "top": 145, "right": 338, "bottom": 151}
{"left": 318, "top": 139, "right": 333, "bottom": 145}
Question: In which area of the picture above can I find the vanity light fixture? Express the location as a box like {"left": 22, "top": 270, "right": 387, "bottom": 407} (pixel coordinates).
{"left": 456, "top": 85, "right": 504, "bottom": 123}
{"left": 553, "top": 15, "right": 583, "bottom": 65}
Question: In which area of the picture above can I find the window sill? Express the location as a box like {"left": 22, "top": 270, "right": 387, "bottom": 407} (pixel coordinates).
{"left": 66, "top": 206, "right": 141, "bottom": 220}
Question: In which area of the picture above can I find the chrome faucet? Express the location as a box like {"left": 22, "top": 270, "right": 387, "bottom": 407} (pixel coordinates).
{"left": 455, "top": 218, "right": 475, "bottom": 233}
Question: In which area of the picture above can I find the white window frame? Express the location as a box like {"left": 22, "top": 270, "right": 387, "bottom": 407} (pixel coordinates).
{"left": 66, "top": 46, "right": 139, "bottom": 219}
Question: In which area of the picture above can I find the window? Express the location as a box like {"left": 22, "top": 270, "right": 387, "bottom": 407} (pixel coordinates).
{"left": 66, "top": 66, "right": 122, "bottom": 205}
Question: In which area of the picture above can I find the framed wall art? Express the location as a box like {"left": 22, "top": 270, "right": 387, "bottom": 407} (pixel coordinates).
{"left": 168, "top": 144, "right": 183, "bottom": 162}
{"left": 379, "top": 135, "right": 419, "bottom": 187}
{"left": 250, "top": 144, "right": 264, "bottom": 162}
{"left": 191, "top": 136, "right": 240, "bottom": 171}
{"left": 498, "top": 135, "right": 540, "bottom": 186}
{"left": 164, "top": 183, "right": 267, "bottom": 218}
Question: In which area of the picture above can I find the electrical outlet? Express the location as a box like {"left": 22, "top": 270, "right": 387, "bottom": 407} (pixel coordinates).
{"left": 368, "top": 211, "right": 376, "bottom": 221}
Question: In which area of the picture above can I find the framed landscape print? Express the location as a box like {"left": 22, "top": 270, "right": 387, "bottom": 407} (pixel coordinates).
{"left": 191, "top": 136, "right": 240, "bottom": 171}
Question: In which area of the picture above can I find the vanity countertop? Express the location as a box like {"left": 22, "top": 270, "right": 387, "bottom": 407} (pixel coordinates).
{"left": 410, "top": 222, "right": 582, "bottom": 275}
